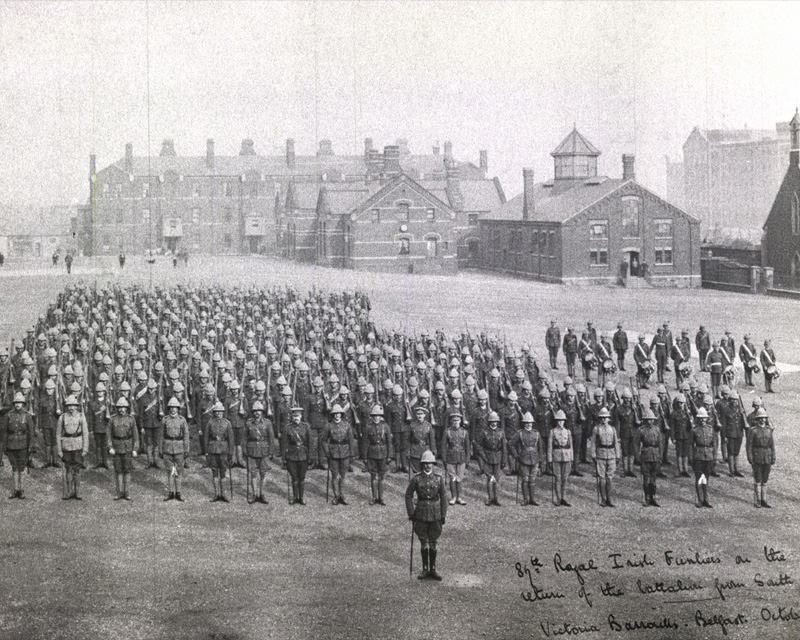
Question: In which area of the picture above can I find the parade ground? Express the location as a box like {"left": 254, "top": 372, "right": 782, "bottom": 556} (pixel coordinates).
{"left": 0, "top": 255, "right": 798, "bottom": 640}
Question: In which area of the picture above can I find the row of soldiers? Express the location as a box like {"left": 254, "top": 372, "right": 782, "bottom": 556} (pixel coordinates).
{"left": 544, "top": 321, "right": 780, "bottom": 394}
{"left": 0, "top": 282, "right": 776, "bottom": 510}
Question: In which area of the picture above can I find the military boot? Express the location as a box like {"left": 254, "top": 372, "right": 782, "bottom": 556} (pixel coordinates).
{"left": 760, "top": 484, "right": 771, "bottom": 508}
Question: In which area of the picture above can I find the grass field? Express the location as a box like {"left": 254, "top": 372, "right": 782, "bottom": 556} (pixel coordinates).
{"left": 0, "top": 255, "right": 797, "bottom": 640}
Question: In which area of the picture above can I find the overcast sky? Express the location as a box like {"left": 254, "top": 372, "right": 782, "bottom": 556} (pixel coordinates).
{"left": 1, "top": 1, "right": 799, "bottom": 207}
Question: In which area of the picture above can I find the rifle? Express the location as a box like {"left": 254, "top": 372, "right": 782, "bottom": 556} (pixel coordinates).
{"left": 629, "top": 375, "right": 642, "bottom": 422}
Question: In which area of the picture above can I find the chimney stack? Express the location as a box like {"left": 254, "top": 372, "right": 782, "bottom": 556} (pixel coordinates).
{"left": 124, "top": 143, "right": 133, "bottom": 173}
{"left": 622, "top": 154, "right": 635, "bottom": 181}
{"left": 396, "top": 138, "right": 409, "bottom": 156}
{"left": 317, "top": 139, "right": 334, "bottom": 156}
{"left": 432, "top": 142, "right": 440, "bottom": 156}
{"left": 443, "top": 141, "right": 453, "bottom": 162}
{"left": 364, "top": 138, "right": 373, "bottom": 157}
{"left": 790, "top": 108, "right": 800, "bottom": 167}
{"left": 366, "top": 148, "right": 382, "bottom": 180}
{"left": 160, "top": 139, "right": 176, "bottom": 157}
{"left": 383, "top": 145, "right": 401, "bottom": 177}
{"left": 286, "top": 139, "right": 295, "bottom": 167}
{"left": 239, "top": 138, "right": 256, "bottom": 156}
{"left": 479, "top": 150, "right": 488, "bottom": 176}
{"left": 206, "top": 139, "right": 215, "bottom": 169}
{"left": 446, "top": 159, "right": 463, "bottom": 211}
{"left": 522, "top": 168, "right": 535, "bottom": 221}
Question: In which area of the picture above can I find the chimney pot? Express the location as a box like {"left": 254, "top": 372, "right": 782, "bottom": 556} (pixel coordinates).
{"left": 206, "top": 139, "right": 215, "bottom": 169}
{"left": 446, "top": 159, "right": 463, "bottom": 211}
{"left": 522, "top": 168, "right": 535, "bottom": 221}
{"left": 479, "top": 150, "right": 488, "bottom": 176}
{"left": 239, "top": 138, "right": 256, "bottom": 156}
{"left": 286, "top": 139, "right": 295, "bottom": 167}
{"left": 317, "top": 139, "right": 334, "bottom": 156}
{"left": 124, "top": 143, "right": 133, "bottom": 173}
{"left": 364, "top": 138, "right": 373, "bottom": 157}
{"left": 622, "top": 154, "right": 635, "bottom": 181}
{"left": 396, "top": 138, "right": 409, "bottom": 156}
{"left": 432, "top": 142, "right": 440, "bottom": 156}
{"left": 383, "top": 145, "right": 401, "bottom": 177}
{"left": 444, "top": 141, "right": 453, "bottom": 161}
{"left": 160, "top": 139, "right": 177, "bottom": 157}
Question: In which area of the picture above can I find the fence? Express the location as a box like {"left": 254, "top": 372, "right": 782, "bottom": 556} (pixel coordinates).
{"left": 700, "top": 257, "right": 753, "bottom": 292}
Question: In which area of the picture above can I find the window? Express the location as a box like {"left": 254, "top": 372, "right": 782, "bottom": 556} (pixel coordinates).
{"left": 399, "top": 238, "right": 410, "bottom": 255}
{"left": 371, "top": 209, "right": 380, "bottom": 223}
{"left": 224, "top": 234, "right": 232, "bottom": 248}
{"left": 168, "top": 219, "right": 178, "bottom": 231}
{"left": 426, "top": 208, "right": 435, "bottom": 222}
{"left": 555, "top": 156, "right": 573, "bottom": 179}
{"left": 530, "top": 232, "right": 537, "bottom": 254}
{"left": 114, "top": 184, "right": 122, "bottom": 199}
{"left": 655, "top": 248, "right": 673, "bottom": 265}
{"left": 142, "top": 209, "right": 150, "bottom": 224}
{"left": 655, "top": 219, "right": 673, "bottom": 238}
{"left": 426, "top": 236, "right": 439, "bottom": 258}
{"left": 224, "top": 208, "right": 233, "bottom": 223}
{"left": 142, "top": 183, "right": 150, "bottom": 199}
{"left": 590, "top": 249, "right": 608, "bottom": 266}
{"left": 621, "top": 197, "right": 640, "bottom": 238}
{"left": 193, "top": 184, "right": 200, "bottom": 198}
{"left": 549, "top": 231, "right": 555, "bottom": 257}
{"left": 398, "top": 203, "right": 410, "bottom": 221}
{"left": 468, "top": 213, "right": 478, "bottom": 227}
{"left": 250, "top": 183, "right": 259, "bottom": 198}
{"left": 575, "top": 156, "right": 589, "bottom": 176}
{"left": 589, "top": 220, "right": 608, "bottom": 239}
{"left": 224, "top": 182, "right": 233, "bottom": 197}
{"left": 792, "top": 193, "right": 800, "bottom": 236}
{"left": 102, "top": 183, "right": 109, "bottom": 198}
{"left": 191, "top": 208, "right": 200, "bottom": 224}
{"left": 540, "top": 231, "right": 547, "bottom": 255}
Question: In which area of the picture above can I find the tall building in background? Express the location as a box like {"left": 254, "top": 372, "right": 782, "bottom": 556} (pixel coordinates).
{"left": 82, "top": 137, "right": 501, "bottom": 260}
{"left": 665, "top": 122, "right": 790, "bottom": 242}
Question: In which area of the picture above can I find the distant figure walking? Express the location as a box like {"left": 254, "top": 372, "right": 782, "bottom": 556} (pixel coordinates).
{"left": 0, "top": 252, "right": 5, "bottom": 267}
{"left": 52, "top": 252, "right": 59, "bottom": 268}
{"left": 172, "top": 254, "right": 178, "bottom": 268}
{"left": 65, "top": 252, "right": 73, "bottom": 275}
{"left": 119, "top": 253, "right": 126, "bottom": 269}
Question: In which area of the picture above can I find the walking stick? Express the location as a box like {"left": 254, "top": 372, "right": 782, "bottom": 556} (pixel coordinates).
{"left": 286, "top": 467, "right": 291, "bottom": 505}
{"left": 409, "top": 521, "right": 414, "bottom": 579}
{"left": 246, "top": 455, "right": 251, "bottom": 502}
{"left": 326, "top": 464, "right": 330, "bottom": 503}
{"left": 515, "top": 473, "right": 519, "bottom": 505}
{"left": 228, "top": 460, "right": 234, "bottom": 502}
{"left": 595, "top": 465, "right": 601, "bottom": 505}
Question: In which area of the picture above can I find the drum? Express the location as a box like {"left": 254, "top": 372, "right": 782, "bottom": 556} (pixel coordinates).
{"left": 602, "top": 359, "right": 617, "bottom": 374}
{"left": 639, "top": 360, "right": 655, "bottom": 375}
{"left": 767, "top": 365, "right": 780, "bottom": 379}
{"left": 583, "top": 351, "right": 597, "bottom": 369}
{"left": 722, "top": 364, "right": 735, "bottom": 381}
{"left": 678, "top": 361, "right": 692, "bottom": 377}
{"left": 748, "top": 359, "right": 761, "bottom": 374}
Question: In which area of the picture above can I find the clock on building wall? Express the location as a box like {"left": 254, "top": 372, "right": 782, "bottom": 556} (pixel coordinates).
{"left": 400, "top": 224, "right": 408, "bottom": 233}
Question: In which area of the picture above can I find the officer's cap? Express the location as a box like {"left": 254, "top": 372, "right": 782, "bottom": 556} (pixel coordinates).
{"left": 290, "top": 405, "right": 304, "bottom": 413}
{"left": 420, "top": 450, "right": 436, "bottom": 464}
{"left": 695, "top": 407, "right": 709, "bottom": 419}
{"left": 522, "top": 412, "right": 534, "bottom": 424}
{"left": 448, "top": 412, "right": 463, "bottom": 421}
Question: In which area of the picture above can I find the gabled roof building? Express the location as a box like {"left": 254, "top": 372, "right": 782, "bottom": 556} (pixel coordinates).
{"left": 478, "top": 128, "right": 701, "bottom": 287}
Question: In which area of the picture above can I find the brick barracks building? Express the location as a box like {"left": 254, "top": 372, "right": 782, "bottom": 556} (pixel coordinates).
{"left": 478, "top": 128, "right": 701, "bottom": 287}
{"left": 82, "top": 137, "right": 504, "bottom": 266}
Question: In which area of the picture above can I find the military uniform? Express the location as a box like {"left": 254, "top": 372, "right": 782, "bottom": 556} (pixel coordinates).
{"left": 746, "top": 417, "right": 775, "bottom": 508}
{"left": 509, "top": 426, "right": 542, "bottom": 505}
{"left": 441, "top": 420, "right": 471, "bottom": 504}
{"left": 477, "top": 423, "right": 507, "bottom": 505}
{"left": 547, "top": 422, "right": 573, "bottom": 506}
{"left": 282, "top": 417, "right": 312, "bottom": 504}
{"left": 88, "top": 395, "right": 110, "bottom": 468}
{"left": 545, "top": 324, "right": 561, "bottom": 369}
{"left": 689, "top": 417, "right": 715, "bottom": 508}
{"left": 639, "top": 418, "right": 664, "bottom": 506}
{"left": 322, "top": 419, "right": 356, "bottom": 504}
{"left": 408, "top": 418, "right": 436, "bottom": 474}
{"left": 562, "top": 331, "right": 578, "bottom": 378}
{"left": 695, "top": 328, "right": 710, "bottom": 371}
{"left": 613, "top": 327, "right": 628, "bottom": 371}
{"left": 162, "top": 412, "right": 191, "bottom": 499}
{"left": 108, "top": 411, "right": 139, "bottom": 500}
{"left": 364, "top": 415, "right": 391, "bottom": 504}
{"left": 405, "top": 465, "right": 447, "bottom": 580}
{"left": 588, "top": 418, "right": 620, "bottom": 507}
{"left": 717, "top": 397, "right": 745, "bottom": 476}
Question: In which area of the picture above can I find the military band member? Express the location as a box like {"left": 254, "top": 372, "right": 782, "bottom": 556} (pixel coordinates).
{"left": 595, "top": 333, "right": 614, "bottom": 387}
{"left": 579, "top": 332, "right": 595, "bottom": 382}
{"left": 405, "top": 450, "right": 447, "bottom": 581}
{"left": 441, "top": 413, "right": 470, "bottom": 506}
{"left": 562, "top": 327, "right": 578, "bottom": 378}
{"left": 587, "top": 407, "right": 620, "bottom": 507}
{"left": 408, "top": 405, "right": 436, "bottom": 475}
{"left": 322, "top": 404, "right": 356, "bottom": 505}
{"left": 547, "top": 410, "right": 573, "bottom": 507}
{"left": 55, "top": 395, "right": 89, "bottom": 500}
{"left": 162, "top": 397, "right": 190, "bottom": 501}
{"left": 695, "top": 325, "right": 710, "bottom": 371}
{"left": 545, "top": 320, "right": 560, "bottom": 369}
{"left": 282, "top": 406, "right": 311, "bottom": 505}
{"left": 670, "top": 393, "right": 693, "bottom": 478}
{"left": 476, "top": 411, "right": 506, "bottom": 506}
{"left": 509, "top": 412, "right": 543, "bottom": 506}
{"left": 651, "top": 328, "right": 668, "bottom": 384}
{"left": 108, "top": 397, "right": 139, "bottom": 501}
{"left": 613, "top": 323, "right": 628, "bottom": 371}
{"left": 705, "top": 342, "right": 724, "bottom": 398}
{"left": 633, "top": 334, "right": 653, "bottom": 389}
{"left": 760, "top": 340, "right": 778, "bottom": 393}
{"left": 365, "top": 404, "right": 391, "bottom": 505}
{"left": 739, "top": 334, "right": 758, "bottom": 387}
{"left": 746, "top": 408, "right": 774, "bottom": 509}
{"left": 689, "top": 407, "right": 714, "bottom": 508}
{"left": 204, "top": 401, "right": 234, "bottom": 502}
{"left": 671, "top": 330, "right": 692, "bottom": 390}
{"left": 638, "top": 408, "right": 664, "bottom": 507}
